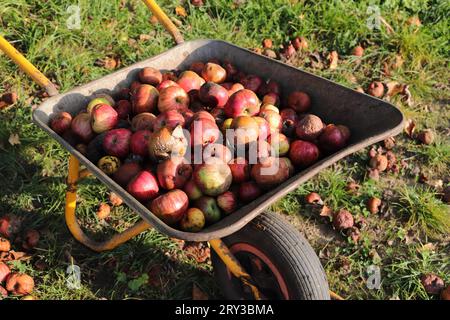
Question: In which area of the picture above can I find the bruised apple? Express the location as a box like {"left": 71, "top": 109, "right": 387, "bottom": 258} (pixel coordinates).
{"left": 91, "top": 104, "right": 118, "bottom": 133}
{"left": 228, "top": 157, "right": 250, "bottom": 183}
{"left": 157, "top": 157, "right": 193, "bottom": 190}
{"left": 190, "top": 118, "right": 221, "bottom": 148}
{"left": 287, "top": 91, "right": 311, "bottom": 113}
{"left": 149, "top": 189, "right": 189, "bottom": 225}
{"left": 112, "top": 162, "right": 142, "bottom": 186}
{"left": 280, "top": 108, "right": 298, "bottom": 137}
{"left": 153, "top": 110, "right": 185, "bottom": 131}
{"left": 199, "top": 82, "right": 229, "bottom": 108}
{"left": 180, "top": 208, "right": 205, "bottom": 232}
{"left": 251, "top": 156, "right": 292, "bottom": 190}
{"left": 131, "top": 112, "right": 156, "bottom": 132}
{"left": 148, "top": 126, "right": 187, "bottom": 162}
{"left": 139, "top": 67, "right": 162, "bottom": 86}
{"left": 50, "top": 112, "right": 72, "bottom": 134}
{"left": 71, "top": 112, "right": 94, "bottom": 142}
{"left": 194, "top": 162, "right": 232, "bottom": 196}
{"left": 296, "top": 114, "right": 324, "bottom": 141}
{"left": 131, "top": 84, "right": 159, "bottom": 114}
{"left": 127, "top": 170, "right": 159, "bottom": 202}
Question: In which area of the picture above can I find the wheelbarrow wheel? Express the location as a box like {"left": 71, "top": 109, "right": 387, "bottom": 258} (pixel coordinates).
{"left": 211, "top": 211, "right": 329, "bottom": 300}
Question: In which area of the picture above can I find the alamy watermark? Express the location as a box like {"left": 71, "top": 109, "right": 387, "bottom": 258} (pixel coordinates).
{"left": 66, "top": 5, "right": 81, "bottom": 30}
{"left": 366, "top": 265, "right": 381, "bottom": 290}
{"left": 66, "top": 264, "right": 81, "bottom": 290}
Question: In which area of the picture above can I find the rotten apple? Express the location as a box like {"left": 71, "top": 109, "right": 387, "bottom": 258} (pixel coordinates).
{"left": 157, "top": 157, "right": 193, "bottom": 190}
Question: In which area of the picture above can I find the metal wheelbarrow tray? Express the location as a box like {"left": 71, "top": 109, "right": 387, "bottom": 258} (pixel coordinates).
{"left": 33, "top": 39, "right": 404, "bottom": 242}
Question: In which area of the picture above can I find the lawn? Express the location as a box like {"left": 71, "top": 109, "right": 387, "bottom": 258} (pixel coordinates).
{"left": 0, "top": 0, "right": 449, "bottom": 300}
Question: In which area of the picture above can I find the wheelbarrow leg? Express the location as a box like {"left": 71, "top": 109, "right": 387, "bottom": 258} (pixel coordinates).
{"left": 65, "top": 154, "right": 152, "bottom": 252}
{"left": 209, "top": 239, "right": 262, "bottom": 300}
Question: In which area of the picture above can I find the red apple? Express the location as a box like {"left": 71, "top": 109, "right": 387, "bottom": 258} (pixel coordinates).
{"left": 50, "top": 112, "right": 72, "bottom": 134}
{"left": 194, "top": 162, "right": 232, "bottom": 196}
{"left": 112, "top": 162, "right": 142, "bottom": 186}
{"left": 183, "top": 178, "right": 203, "bottom": 200}
{"left": 199, "top": 82, "right": 229, "bottom": 108}
{"left": 217, "top": 191, "right": 237, "bottom": 214}
{"left": 158, "top": 86, "right": 190, "bottom": 112}
{"left": 157, "top": 80, "right": 179, "bottom": 91}
{"left": 228, "top": 157, "right": 250, "bottom": 183}
{"left": 252, "top": 116, "right": 270, "bottom": 140}
{"left": 268, "top": 132, "right": 290, "bottom": 156}
{"left": 287, "top": 91, "right": 311, "bottom": 113}
{"left": 130, "top": 129, "right": 152, "bottom": 157}
{"left": 149, "top": 189, "right": 189, "bottom": 225}
{"left": 190, "top": 118, "right": 221, "bottom": 148}
{"left": 251, "top": 156, "right": 292, "bottom": 190}
{"left": 289, "top": 140, "right": 320, "bottom": 167}
{"left": 259, "top": 109, "right": 282, "bottom": 134}
{"left": 103, "top": 128, "right": 132, "bottom": 158}
{"left": 231, "top": 116, "right": 259, "bottom": 146}
{"left": 201, "top": 63, "right": 227, "bottom": 83}
{"left": 131, "top": 112, "right": 157, "bottom": 132}
{"left": 176, "top": 70, "right": 205, "bottom": 93}
{"left": 280, "top": 108, "right": 299, "bottom": 137}
{"left": 241, "top": 74, "right": 263, "bottom": 92}
{"left": 71, "top": 112, "right": 94, "bottom": 142}
{"left": 131, "top": 84, "right": 159, "bottom": 114}
{"left": 0, "top": 262, "right": 10, "bottom": 283}
{"left": 115, "top": 100, "right": 131, "bottom": 119}
{"left": 296, "top": 114, "right": 324, "bottom": 141}
{"left": 178, "top": 108, "right": 195, "bottom": 128}
{"left": 210, "top": 107, "right": 226, "bottom": 125}
{"left": 224, "top": 89, "right": 260, "bottom": 118}
{"left": 260, "top": 104, "right": 279, "bottom": 114}
{"left": 161, "top": 71, "right": 178, "bottom": 82}
{"left": 222, "top": 60, "right": 238, "bottom": 81}
{"left": 157, "top": 157, "right": 193, "bottom": 190}
{"left": 91, "top": 104, "right": 118, "bottom": 133}
{"left": 318, "top": 124, "right": 349, "bottom": 153}
{"left": 139, "top": 67, "right": 162, "bottom": 86}
{"left": 262, "top": 92, "right": 280, "bottom": 106}
{"left": 130, "top": 81, "right": 141, "bottom": 95}
{"left": 195, "top": 196, "right": 221, "bottom": 224}
{"left": 239, "top": 181, "right": 262, "bottom": 203}
{"left": 203, "top": 143, "right": 232, "bottom": 164}
{"left": 189, "top": 61, "right": 205, "bottom": 75}
{"left": 153, "top": 110, "right": 185, "bottom": 131}
{"left": 192, "top": 110, "right": 215, "bottom": 123}
{"left": 258, "top": 79, "right": 280, "bottom": 96}
{"left": 127, "top": 170, "right": 159, "bottom": 202}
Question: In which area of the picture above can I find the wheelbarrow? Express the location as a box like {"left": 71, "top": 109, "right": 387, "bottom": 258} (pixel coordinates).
{"left": 0, "top": 0, "right": 404, "bottom": 300}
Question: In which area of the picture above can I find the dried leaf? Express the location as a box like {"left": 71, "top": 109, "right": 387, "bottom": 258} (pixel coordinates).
{"left": 385, "top": 81, "right": 406, "bottom": 98}
{"left": 139, "top": 34, "right": 151, "bottom": 41}
{"left": 183, "top": 242, "right": 210, "bottom": 263}
{"left": 95, "top": 56, "right": 120, "bottom": 70}
{"left": 319, "top": 205, "right": 333, "bottom": 218}
{"left": 175, "top": 6, "right": 187, "bottom": 18}
{"left": 402, "top": 85, "right": 413, "bottom": 106}
{"left": 0, "top": 250, "right": 31, "bottom": 262}
{"left": 309, "top": 52, "right": 324, "bottom": 69}
{"left": 393, "top": 54, "right": 404, "bottom": 69}
{"left": 192, "top": 284, "right": 209, "bottom": 300}
{"left": 149, "top": 15, "right": 159, "bottom": 25}
{"left": 380, "top": 16, "right": 395, "bottom": 34}
{"left": 8, "top": 133, "right": 20, "bottom": 146}
{"left": 404, "top": 119, "right": 416, "bottom": 138}
{"left": 419, "top": 243, "right": 436, "bottom": 253}
{"left": 328, "top": 51, "right": 339, "bottom": 70}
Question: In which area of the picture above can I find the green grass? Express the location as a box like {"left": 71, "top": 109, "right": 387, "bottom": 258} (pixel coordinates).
{"left": 1, "top": 0, "right": 449, "bottom": 300}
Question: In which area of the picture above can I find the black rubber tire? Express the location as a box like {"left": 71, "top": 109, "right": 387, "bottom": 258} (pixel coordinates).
{"left": 211, "top": 211, "right": 330, "bottom": 300}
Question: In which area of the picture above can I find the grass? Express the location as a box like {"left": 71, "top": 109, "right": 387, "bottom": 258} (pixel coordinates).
{"left": 0, "top": 0, "right": 449, "bottom": 300}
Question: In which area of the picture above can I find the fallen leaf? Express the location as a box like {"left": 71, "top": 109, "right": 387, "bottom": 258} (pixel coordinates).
{"left": 407, "top": 16, "right": 422, "bottom": 28}
{"left": 385, "top": 81, "right": 406, "bottom": 98}
{"left": 183, "top": 242, "right": 210, "bottom": 263}
{"left": 404, "top": 119, "right": 416, "bottom": 138}
{"left": 175, "top": 6, "right": 187, "bottom": 18}
{"left": 402, "top": 85, "right": 413, "bottom": 106}
{"left": 419, "top": 243, "right": 436, "bottom": 253}
{"left": 139, "top": 34, "right": 151, "bottom": 41}
{"left": 192, "top": 284, "right": 209, "bottom": 300}
{"left": 309, "top": 52, "right": 324, "bottom": 69}
{"left": 319, "top": 205, "right": 333, "bottom": 218}
{"left": 95, "top": 56, "right": 120, "bottom": 70}
{"left": 0, "top": 250, "right": 30, "bottom": 262}
{"left": 328, "top": 51, "right": 339, "bottom": 70}
{"left": 392, "top": 54, "right": 404, "bottom": 69}
{"left": 8, "top": 133, "right": 20, "bottom": 146}
{"left": 149, "top": 15, "right": 159, "bottom": 25}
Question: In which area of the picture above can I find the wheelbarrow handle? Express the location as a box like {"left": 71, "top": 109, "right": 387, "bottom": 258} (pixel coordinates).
{"left": 0, "top": 0, "right": 182, "bottom": 97}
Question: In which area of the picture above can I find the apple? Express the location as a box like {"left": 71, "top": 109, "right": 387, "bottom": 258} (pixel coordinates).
{"left": 260, "top": 104, "right": 279, "bottom": 113}
{"left": 0, "top": 262, "right": 11, "bottom": 283}
{"left": 183, "top": 178, "right": 203, "bottom": 200}
{"left": 221, "top": 118, "right": 233, "bottom": 133}
{"left": 251, "top": 156, "right": 292, "bottom": 190}
{"left": 149, "top": 189, "right": 189, "bottom": 225}
{"left": 241, "top": 74, "right": 263, "bottom": 92}
{"left": 116, "top": 87, "right": 130, "bottom": 101}
{"left": 252, "top": 116, "right": 270, "bottom": 140}
{"left": 87, "top": 97, "right": 113, "bottom": 114}
{"left": 194, "top": 162, "right": 232, "bottom": 196}
{"left": 180, "top": 208, "right": 205, "bottom": 232}
{"left": 249, "top": 140, "right": 274, "bottom": 163}
{"left": 139, "top": 67, "right": 162, "bottom": 86}
{"left": 91, "top": 104, "right": 118, "bottom": 133}
{"left": 130, "top": 81, "right": 141, "bottom": 95}
{"left": 103, "top": 128, "right": 132, "bottom": 158}
{"left": 296, "top": 114, "right": 324, "bottom": 141}
{"left": 131, "top": 112, "right": 156, "bottom": 132}
{"left": 223, "top": 83, "right": 244, "bottom": 96}
{"left": 148, "top": 126, "right": 187, "bottom": 162}
{"left": 157, "top": 80, "right": 179, "bottom": 91}
{"left": 222, "top": 60, "right": 238, "bottom": 81}
{"left": 224, "top": 89, "right": 260, "bottom": 118}
{"left": 161, "top": 71, "right": 178, "bottom": 82}
{"left": 157, "top": 156, "right": 193, "bottom": 190}
{"left": 195, "top": 196, "right": 221, "bottom": 224}
{"left": 179, "top": 108, "right": 195, "bottom": 128}
{"left": 115, "top": 100, "right": 131, "bottom": 119}
{"left": 210, "top": 107, "right": 226, "bottom": 125}
{"left": 262, "top": 92, "right": 280, "bottom": 106}
{"left": 287, "top": 91, "right": 311, "bottom": 113}
{"left": 231, "top": 116, "right": 259, "bottom": 146}
{"left": 203, "top": 143, "right": 232, "bottom": 164}
{"left": 201, "top": 63, "right": 227, "bottom": 83}
{"left": 71, "top": 112, "right": 94, "bottom": 142}
{"left": 130, "top": 129, "right": 152, "bottom": 157}
{"left": 112, "top": 162, "right": 142, "bottom": 186}
{"left": 176, "top": 70, "right": 205, "bottom": 93}
{"left": 217, "top": 191, "right": 237, "bottom": 214}
{"left": 190, "top": 118, "right": 221, "bottom": 148}
{"left": 199, "top": 82, "right": 229, "bottom": 108}
{"left": 189, "top": 61, "right": 205, "bottom": 75}
{"left": 127, "top": 170, "right": 159, "bottom": 202}
{"left": 153, "top": 110, "right": 185, "bottom": 131}
{"left": 280, "top": 108, "right": 299, "bottom": 137}
{"left": 268, "top": 132, "right": 290, "bottom": 156}
{"left": 228, "top": 157, "right": 250, "bottom": 183}
{"left": 259, "top": 109, "right": 282, "bottom": 134}
{"left": 131, "top": 84, "right": 159, "bottom": 114}
{"left": 258, "top": 79, "right": 280, "bottom": 96}
{"left": 97, "top": 156, "right": 121, "bottom": 175}
{"left": 318, "top": 124, "right": 349, "bottom": 153}
{"left": 337, "top": 125, "right": 351, "bottom": 142}
{"left": 62, "top": 129, "right": 80, "bottom": 146}
{"left": 239, "top": 181, "right": 262, "bottom": 203}
{"left": 192, "top": 110, "right": 216, "bottom": 123}
{"left": 158, "top": 86, "right": 190, "bottom": 112}
{"left": 50, "top": 112, "right": 72, "bottom": 134}
{"left": 289, "top": 140, "right": 320, "bottom": 167}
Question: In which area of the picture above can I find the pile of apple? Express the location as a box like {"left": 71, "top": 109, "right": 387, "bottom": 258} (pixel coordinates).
{"left": 50, "top": 59, "right": 350, "bottom": 232}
